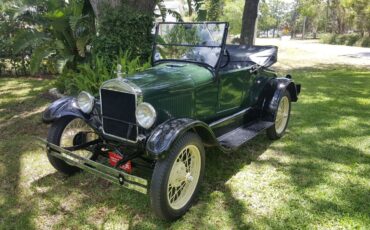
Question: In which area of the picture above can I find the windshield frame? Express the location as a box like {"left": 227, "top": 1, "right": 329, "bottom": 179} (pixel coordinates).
{"left": 152, "top": 22, "right": 229, "bottom": 72}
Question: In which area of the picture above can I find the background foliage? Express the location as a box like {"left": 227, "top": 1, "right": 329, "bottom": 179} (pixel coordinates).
{"left": 12, "top": 0, "right": 95, "bottom": 74}
{"left": 92, "top": 4, "right": 154, "bottom": 68}
{"left": 55, "top": 51, "right": 151, "bottom": 96}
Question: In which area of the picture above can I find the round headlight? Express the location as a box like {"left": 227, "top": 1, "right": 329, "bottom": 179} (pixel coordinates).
{"left": 77, "top": 91, "right": 94, "bottom": 114}
{"left": 136, "top": 102, "right": 156, "bottom": 129}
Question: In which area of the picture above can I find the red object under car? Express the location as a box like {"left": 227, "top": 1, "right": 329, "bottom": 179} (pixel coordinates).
{"left": 108, "top": 151, "right": 132, "bottom": 174}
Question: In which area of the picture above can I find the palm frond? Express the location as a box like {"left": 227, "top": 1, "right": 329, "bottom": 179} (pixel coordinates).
{"left": 13, "top": 30, "right": 49, "bottom": 54}
{"left": 30, "top": 45, "right": 55, "bottom": 74}
{"left": 56, "top": 55, "right": 74, "bottom": 73}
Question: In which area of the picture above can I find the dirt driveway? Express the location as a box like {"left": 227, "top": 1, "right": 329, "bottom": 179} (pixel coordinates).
{"left": 256, "top": 38, "right": 370, "bottom": 70}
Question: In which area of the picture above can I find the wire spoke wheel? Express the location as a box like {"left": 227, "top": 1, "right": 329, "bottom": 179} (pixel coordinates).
{"left": 275, "top": 96, "right": 290, "bottom": 134}
{"left": 60, "top": 118, "right": 98, "bottom": 160}
{"left": 167, "top": 145, "right": 201, "bottom": 210}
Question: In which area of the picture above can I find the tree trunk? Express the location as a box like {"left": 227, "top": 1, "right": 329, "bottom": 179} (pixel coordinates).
{"left": 240, "top": 0, "right": 260, "bottom": 45}
{"left": 187, "top": 0, "right": 193, "bottom": 16}
{"left": 325, "top": 0, "right": 329, "bottom": 32}
{"left": 126, "top": 0, "right": 156, "bottom": 13}
{"left": 290, "top": 0, "right": 299, "bottom": 39}
{"left": 302, "top": 16, "right": 307, "bottom": 39}
{"left": 89, "top": 0, "right": 156, "bottom": 19}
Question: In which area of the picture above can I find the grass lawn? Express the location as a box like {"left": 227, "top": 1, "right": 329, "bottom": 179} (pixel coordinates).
{"left": 0, "top": 66, "right": 369, "bottom": 229}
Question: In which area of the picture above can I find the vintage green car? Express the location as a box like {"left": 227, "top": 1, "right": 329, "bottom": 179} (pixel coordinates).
{"left": 40, "top": 22, "right": 300, "bottom": 220}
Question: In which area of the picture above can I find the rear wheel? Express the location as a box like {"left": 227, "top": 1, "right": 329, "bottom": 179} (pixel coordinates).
{"left": 47, "top": 116, "right": 98, "bottom": 175}
{"left": 150, "top": 132, "right": 205, "bottom": 220}
{"left": 267, "top": 90, "right": 291, "bottom": 140}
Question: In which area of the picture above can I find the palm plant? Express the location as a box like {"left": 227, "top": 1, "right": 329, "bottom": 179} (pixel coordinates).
{"left": 12, "top": 0, "right": 95, "bottom": 74}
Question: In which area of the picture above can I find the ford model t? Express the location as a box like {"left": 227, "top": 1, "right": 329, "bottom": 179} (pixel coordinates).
{"left": 40, "top": 22, "right": 300, "bottom": 220}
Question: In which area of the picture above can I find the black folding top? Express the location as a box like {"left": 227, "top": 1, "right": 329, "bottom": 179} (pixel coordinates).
{"left": 225, "top": 45, "right": 278, "bottom": 68}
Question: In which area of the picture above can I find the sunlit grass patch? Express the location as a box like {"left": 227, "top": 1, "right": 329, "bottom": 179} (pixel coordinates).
{"left": 1, "top": 67, "right": 370, "bottom": 229}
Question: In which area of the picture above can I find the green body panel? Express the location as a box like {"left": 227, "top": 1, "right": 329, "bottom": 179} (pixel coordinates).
{"left": 246, "top": 69, "right": 277, "bottom": 106}
{"left": 218, "top": 69, "right": 254, "bottom": 114}
{"left": 124, "top": 62, "right": 276, "bottom": 125}
{"left": 126, "top": 62, "right": 217, "bottom": 123}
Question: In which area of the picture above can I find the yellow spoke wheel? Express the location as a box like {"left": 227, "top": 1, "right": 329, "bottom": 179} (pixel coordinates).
{"left": 267, "top": 91, "right": 291, "bottom": 140}
{"left": 150, "top": 132, "right": 205, "bottom": 221}
{"left": 167, "top": 145, "right": 201, "bottom": 210}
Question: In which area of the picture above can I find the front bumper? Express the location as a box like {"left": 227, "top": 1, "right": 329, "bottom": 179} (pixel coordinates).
{"left": 37, "top": 138, "right": 148, "bottom": 194}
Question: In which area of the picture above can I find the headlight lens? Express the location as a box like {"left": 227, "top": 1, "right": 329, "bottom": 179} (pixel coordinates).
{"left": 136, "top": 102, "right": 156, "bottom": 129}
{"left": 77, "top": 91, "right": 94, "bottom": 114}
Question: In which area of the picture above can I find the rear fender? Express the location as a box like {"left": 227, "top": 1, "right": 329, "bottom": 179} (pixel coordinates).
{"left": 42, "top": 97, "right": 89, "bottom": 123}
{"left": 146, "top": 118, "right": 227, "bottom": 160}
{"left": 262, "top": 77, "right": 300, "bottom": 122}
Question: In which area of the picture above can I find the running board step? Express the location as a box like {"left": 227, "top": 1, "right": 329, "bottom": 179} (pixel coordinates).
{"left": 217, "top": 121, "right": 274, "bottom": 149}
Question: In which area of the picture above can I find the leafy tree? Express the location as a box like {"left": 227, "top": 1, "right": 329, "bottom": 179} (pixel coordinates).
{"left": 221, "top": 0, "right": 245, "bottom": 35}
{"left": 341, "top": 0, "right": 370, "bottom": 37}
{"left": 207, "top": 0, "right": 222, "bottom": 20}
{"left": 269, "top": 0, "right": 290, "bottom": 37}
{"left": 258, "top": 1, "right": 277, "bottom": 37}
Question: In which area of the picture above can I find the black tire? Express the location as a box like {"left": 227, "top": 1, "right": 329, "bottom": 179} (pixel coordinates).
{"left": 150, "top": 132, "right": 205, "bottom": 221}
{"left": 266, "top": 90, "right": 292, "bottom": 140}
{"left": 47, "top": 116, "right": 84, "bottom": 175}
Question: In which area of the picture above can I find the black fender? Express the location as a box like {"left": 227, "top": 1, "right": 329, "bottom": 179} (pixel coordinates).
{"left": 42, "top": 97, "right": 89, "bottom": 123}
{"left": 146, "top": 118, "right": 228, "bottom": 160}
{"left": 262, "top": 77, "right": 301, "bottom": 122}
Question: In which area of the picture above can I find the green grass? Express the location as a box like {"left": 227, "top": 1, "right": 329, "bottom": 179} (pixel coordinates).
{"left": 0, "top": 67, "right": 370, "bottom": 229}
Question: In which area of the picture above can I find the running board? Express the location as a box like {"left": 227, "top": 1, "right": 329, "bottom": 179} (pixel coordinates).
{"left": 37, "top": 138, "right": 148, "bottom": 194}
{"left": 217, "top": 121, "right": 274, "bottom": 149}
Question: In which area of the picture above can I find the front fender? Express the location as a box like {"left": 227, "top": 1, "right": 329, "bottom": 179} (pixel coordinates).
{"left": 42, "top": 97, "right": 89, "bottom": 123}
{"left": 146, "top": 118, "right": 224, "bottom": 160}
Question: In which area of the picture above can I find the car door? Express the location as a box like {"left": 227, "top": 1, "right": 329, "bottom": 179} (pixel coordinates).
{"left": 217, "top": 68, "right": 255, "bottom": 115}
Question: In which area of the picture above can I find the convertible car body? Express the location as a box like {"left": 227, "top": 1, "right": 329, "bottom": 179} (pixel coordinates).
{"left": 40, "top": 22, "right": 300, "bottom": 220}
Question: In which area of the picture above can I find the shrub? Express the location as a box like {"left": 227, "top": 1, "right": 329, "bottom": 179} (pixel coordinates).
{"left": 356, "top": 37, "right": 370, "bottom": 47}
{"left": 321, "top": 33, "right": 369, "bottom": 47}
{"left": 117, "top": 50, "right": 151, "bottom": 77}
{"left": 55, "top": 52, "right": 151, "bottom": 96}
{"left": 345, "top": 34, "right": 361, "bottom": 46}
{"left": 335, "top": 35, "right": 347, "bottom": 45}
{"left": 320, "top": 34, "right": 337, "bottom": 44}
{"left": 92, "top": 4, "right": 154, "bottom": 68}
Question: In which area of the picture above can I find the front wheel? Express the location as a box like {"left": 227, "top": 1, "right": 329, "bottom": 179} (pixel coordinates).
{"left": 47, "top": 116, "right": 98, "bottom": 175}
{"left": 150, "top": 132, "right": 205, "bottom": 220}
{"left": 266, "top": 90, "right": 291, "bottom": 140}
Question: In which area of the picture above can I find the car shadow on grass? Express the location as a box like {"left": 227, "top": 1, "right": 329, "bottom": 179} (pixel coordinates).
{"left": 0, "top": 78, "right": 55, "bottom": 229}
{"left": 27, "top": 135, "right": 272, "bottom": 229}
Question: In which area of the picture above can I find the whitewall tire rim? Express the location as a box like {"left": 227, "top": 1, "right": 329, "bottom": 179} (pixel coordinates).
{"left": 275, "top": 96, "right": 290, "bottom": 134}
{"left": 60, "top": 118, "right": 97, "bottom": 160}
{"left": 167, "top": 145, "right": 201, "bottom": 210}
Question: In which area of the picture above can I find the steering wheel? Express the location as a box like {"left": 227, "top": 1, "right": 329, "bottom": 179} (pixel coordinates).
{"left": 220, "top": 49, "right": 230, "bottom": 69}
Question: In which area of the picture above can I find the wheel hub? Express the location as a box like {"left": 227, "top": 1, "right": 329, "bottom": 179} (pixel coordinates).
{"left": 171, "top": 161, "right": 187, "bottom": 187}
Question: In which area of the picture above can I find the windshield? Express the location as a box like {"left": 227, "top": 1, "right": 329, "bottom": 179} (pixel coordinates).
{"left": 153, "top": 22, "right": 227, "bottom": 68}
